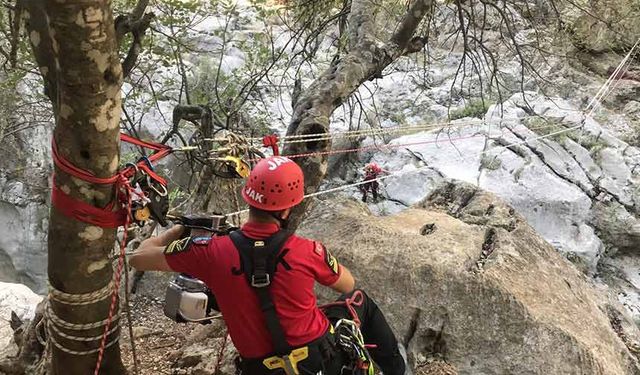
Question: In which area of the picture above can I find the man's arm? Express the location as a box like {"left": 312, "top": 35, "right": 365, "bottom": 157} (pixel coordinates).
{"left": 129, "top": 225, "right": 185, "bottom": 271}
{"left": 329, "top": 265, "right": 355, "bottom": 294}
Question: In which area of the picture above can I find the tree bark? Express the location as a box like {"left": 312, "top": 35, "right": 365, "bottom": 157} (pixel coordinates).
{"left": 22, "top": 1, "right": 126, "bottom": 373}
{"left": 283, "top": 0, "right": 433, "bottom": 230}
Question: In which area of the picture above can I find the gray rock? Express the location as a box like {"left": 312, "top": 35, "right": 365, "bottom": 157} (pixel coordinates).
{"left": 170, "top": 322, "right": 237, "bottom": 375}
{"left": 301, "top": 183, "right": 640, "bottom": 374}
{"left": 0, "top": 282, "right": 42, "bottom": 361}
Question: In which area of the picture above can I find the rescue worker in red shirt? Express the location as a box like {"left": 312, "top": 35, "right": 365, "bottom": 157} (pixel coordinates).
{"left": 359, "top": 162, "right": 386, "bottom": 203}
{"left": 130, "top": 156, "right": 408, "bottom": 374}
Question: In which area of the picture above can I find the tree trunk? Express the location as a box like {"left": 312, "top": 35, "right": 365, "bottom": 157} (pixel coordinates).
{"left": 22, "top": 1, "right": 126, "bottom": 373}
{"left": 283, "top": 0, "right": 433, "bottom": 230}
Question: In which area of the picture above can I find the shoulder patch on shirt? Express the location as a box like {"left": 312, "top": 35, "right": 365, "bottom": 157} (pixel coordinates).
{"left": 321, "top": 244, "right": 339, "bottom": 275}
{"left": 164, "top": 237, "right": 193, "bottom": 255}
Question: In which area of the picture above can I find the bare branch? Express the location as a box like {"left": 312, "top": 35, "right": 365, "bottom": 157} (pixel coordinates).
{"left": 115, "top": 0, "right": 154, "bottom": 78}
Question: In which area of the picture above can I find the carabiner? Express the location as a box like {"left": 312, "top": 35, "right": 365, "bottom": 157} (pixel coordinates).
{"left": 146, "top": 174, "right": 168, "bottom": 197}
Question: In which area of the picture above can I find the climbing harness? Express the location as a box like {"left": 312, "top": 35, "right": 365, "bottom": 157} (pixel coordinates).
{"left": 229, "top": 230, "right": 310, "bottom": 374}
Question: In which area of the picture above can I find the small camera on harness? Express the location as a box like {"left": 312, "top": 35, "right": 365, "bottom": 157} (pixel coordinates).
{"left": 164, "top": 274, "right": 219, "bottom": 323}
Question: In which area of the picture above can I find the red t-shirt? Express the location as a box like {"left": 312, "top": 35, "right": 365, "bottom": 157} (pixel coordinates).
{"left": 164, "top": 222, "right": 341, "bottom": 358}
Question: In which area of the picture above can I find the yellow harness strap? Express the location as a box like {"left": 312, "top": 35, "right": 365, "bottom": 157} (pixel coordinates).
{"left": 262, "top": 347, "right": 309, "bottom": 375}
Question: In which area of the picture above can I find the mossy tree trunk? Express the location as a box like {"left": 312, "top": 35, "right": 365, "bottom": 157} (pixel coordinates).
{"left": 23, "top": 1, "right": 125, "bottom": 373}
{"left": 284, "top": 0, "right": 433, "bottom": 230}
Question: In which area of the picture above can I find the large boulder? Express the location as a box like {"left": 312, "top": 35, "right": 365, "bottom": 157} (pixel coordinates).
{"left": 300, "top": 182, "right": 640, "bottom": 374}
{"left": 0, "top": 282, "right": 42, "bottom": 360}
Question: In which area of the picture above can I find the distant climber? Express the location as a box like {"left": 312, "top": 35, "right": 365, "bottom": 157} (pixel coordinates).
{"left": 130, "top": 156, "right": 409, "bottom": 374}
{"left": 359, "top": 162, "right": 388, "bottom": 203}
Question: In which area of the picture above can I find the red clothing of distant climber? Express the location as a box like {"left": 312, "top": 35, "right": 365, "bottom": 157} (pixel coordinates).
{"left": 164, "top": 221, "right": 341, "bottom": 358}
{"left": 360, "top": 163, "right": 386, "bottom": 203}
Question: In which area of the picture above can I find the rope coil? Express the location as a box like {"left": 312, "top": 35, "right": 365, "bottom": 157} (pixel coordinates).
{"left": 48, "top": 281, "right": 114, "bottom": 306}
{"left": 45, "top": 302, "right": 121, "bottom": 331}
{"left": 47, "top": 319, "right": 121, "bottom": 342}
{"left": 49, "top": 330, "right": 121, "bottom": 356}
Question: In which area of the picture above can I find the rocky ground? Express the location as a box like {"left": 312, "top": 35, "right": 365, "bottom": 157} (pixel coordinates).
{"left": 119, "top": 272, "right": 204, "bottom": 375}
{"left": 118, "top": 270, "right": 459, "bottom": 375}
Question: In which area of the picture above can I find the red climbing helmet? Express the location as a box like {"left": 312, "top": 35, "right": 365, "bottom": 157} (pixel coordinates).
{"left": 365, "top": 162, "right": 382, "bottom": 173}
{"left": 242, "top": 156, "right": 305, "bottom": 211}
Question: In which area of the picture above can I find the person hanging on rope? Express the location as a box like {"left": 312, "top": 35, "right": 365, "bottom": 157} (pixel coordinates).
{"left": 359, "top": 162, "right": 388, "bottom": 203}
{"left": 130, "top": 156, "right": 409, "bottom": 375}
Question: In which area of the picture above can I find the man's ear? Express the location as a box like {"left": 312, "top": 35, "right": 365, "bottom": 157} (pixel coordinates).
{"left": 280, "top": 208, "right": 291, "bottom": 220}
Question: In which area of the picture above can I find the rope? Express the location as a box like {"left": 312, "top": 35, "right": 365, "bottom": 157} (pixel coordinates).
{"left": 213, "top": 332, "right": 230, "bottom": 373}
{"left": 94, "top": 198, "right": 132, "bottom": 375}
{"left": 43, "top": 298, "right": 122, "bottom": 356}
{"left": 48, "top": 281, "right": 114, "bottom": 306}
{"left": 49, "top": 330, "right": 121, "bottom": 356}
{"left": 283, "top": 134, "right": 485, "bottom": 160}
{"left": 219, "top": 119, "right": 586, "bottom": 220}
{"left": 221, "top": 40, "right": 640, "bottom": 219}
{"left": 45, "top": 303, "right": 120, "bottom": 331}
{"left": 319, "top": 289, "right": 365, "bottom": 327}
{"left": 47, "top": 319, "right": 121, "bottom": 342}
{"left": 585, "top": 37, "right": 640, "bottom": 115}
{"left": 123, "top": 255, "right": 140, "bottom": 375}
{"left": 246, "top": 113, "right": 579, "bottom": 146}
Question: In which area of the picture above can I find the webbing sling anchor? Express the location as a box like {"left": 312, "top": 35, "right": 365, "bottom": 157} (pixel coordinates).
{"left": 262, "top": 347, "right": 309, "bottom": 375}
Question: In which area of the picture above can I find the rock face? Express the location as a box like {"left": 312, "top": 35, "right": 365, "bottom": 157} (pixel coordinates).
{"left": 562, "top": 0, "right": 640, "bottom": 53}
{"left": 358, "top": 92, "right": 640, "bottom": 278}
{"left": 0, "top": 282, "right": 42, "bottom": 360}
{"left": 300, "top": 182, "right": 640, "bottom": 375}
{"left": 0, "top": 121, "right": 50, "bottom": 294}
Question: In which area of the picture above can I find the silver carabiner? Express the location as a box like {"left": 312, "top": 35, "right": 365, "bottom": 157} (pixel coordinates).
{"left": 146, "top": 174, "right": 168, "bottom": 197}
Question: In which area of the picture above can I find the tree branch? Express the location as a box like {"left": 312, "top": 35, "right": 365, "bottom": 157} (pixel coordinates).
{"left": 115, "top": 0, "right": 154, "bottom": 78}
{"left": 20, "top": 0, "right": 59, "bottom": 105}
{"left": 120, "top": 12, "right": 154, "bottom": 78}
{"left": 390, "top": 0, "right": 433, "bottom": 53}
{"left": 283, "top": 0, "right": 434, "bottom": 230}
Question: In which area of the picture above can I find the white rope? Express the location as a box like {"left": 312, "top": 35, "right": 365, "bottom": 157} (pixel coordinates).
{"left": 47, "top": 319, "right": 120, "bottom": 342}
{"left": 248, "top": 112, "right": 582, "bottom": 145}
{"left": 585, "top": 37, "right": 640, "bottom": 115}
{"left": 48, "top": 281, "right": 114, "bottom": 306}
{"left": 48, "top": 329, "right": 120, "bottom": 356}
{"left": 45, "top": 302, "right": 121, "bottom": 331}
{"left": 303, "top": 123, "right": 586, "bottom": 199}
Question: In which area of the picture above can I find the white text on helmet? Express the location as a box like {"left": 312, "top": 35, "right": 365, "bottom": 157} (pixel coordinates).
{"left": 244, "top": 187, "right": 264, "bottom": 203}
{"left": 267, "top": 156, "right": 292, "bottom": 171}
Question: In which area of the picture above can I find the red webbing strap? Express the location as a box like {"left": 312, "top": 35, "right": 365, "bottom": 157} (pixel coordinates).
{"left": 262, "top": 134, "right": 280, "bottom": 156}
{"left": 50, "top": 133, "right": 173, "bottom": 227}
{"left": 51, "top": 138, "right": 120, "bottom": 185}
{"left": 51, "top": 183, "right": 127, "bottom": 228}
